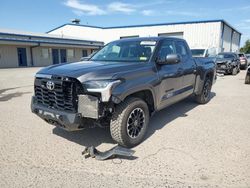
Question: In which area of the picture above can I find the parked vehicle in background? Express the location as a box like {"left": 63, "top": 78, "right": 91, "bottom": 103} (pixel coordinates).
{"left": 245, "top": 54, "right": 250, "bottom": 64}
{"left": 238, "top": 53, "right": 248, "bottom": 70}
{"left": 31, "top": 37, "right": 216, "bottom": 148}
{"left": 191, "top": 47, "right": 217, "bottom": 58}
{"left": 80, "top": 51, "right": 98, "bottom": 61}
{"left": 245, "top": 66, "right": 250, "bottom": 84}
{"left": 216, "top": 52, "right": 240, "bottom": 75}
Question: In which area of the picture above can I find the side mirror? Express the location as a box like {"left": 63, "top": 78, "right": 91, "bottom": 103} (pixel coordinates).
{"left": 157, "top": 54, "right": 181, "bottom": 65}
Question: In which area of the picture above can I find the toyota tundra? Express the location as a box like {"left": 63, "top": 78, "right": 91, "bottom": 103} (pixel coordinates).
{"left": 31, "top": 37, "right": 216, "bottom": 148}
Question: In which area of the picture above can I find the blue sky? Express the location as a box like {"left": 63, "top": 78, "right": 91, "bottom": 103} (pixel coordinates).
{"left": 0, "top": 0, "right": 250, "bottom": 46}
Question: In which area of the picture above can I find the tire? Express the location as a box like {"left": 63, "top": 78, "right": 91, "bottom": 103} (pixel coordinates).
{"left": 110, "top": 97, "right": 149, "bottom": 148}
{"left": 195, "top": 78, "right": 212, "bottom": 104}
{"left": 232, "top": 67, "right": 237, "bottom": 75}
{"left": 245, "top": 64, "right": 248, "bottom": 70}
{"left": 245, "top": 75, "right": 250, "bottom": 84}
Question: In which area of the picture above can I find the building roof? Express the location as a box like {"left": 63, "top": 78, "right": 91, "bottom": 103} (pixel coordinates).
{"left": 0, "top": 28, "right": 104, "bottom": 47}
{"left": 47, "top": 19, "right": 241, "bottom": 35}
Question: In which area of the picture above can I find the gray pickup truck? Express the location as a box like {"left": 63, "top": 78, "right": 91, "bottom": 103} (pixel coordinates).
{"left": 31, "top": 37, "right": 216, "bottom": 148}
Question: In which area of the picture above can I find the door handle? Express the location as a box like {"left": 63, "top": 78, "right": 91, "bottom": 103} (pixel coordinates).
{"left": 191, "top": 65, "right": 197, "bottom": 73}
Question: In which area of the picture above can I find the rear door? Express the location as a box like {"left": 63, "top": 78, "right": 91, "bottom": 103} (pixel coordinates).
{"left": 175, "top": 40, "right": 196, "bottom": 98}
{"left": 156, "top": 39, "right": 184, "bottom": 110}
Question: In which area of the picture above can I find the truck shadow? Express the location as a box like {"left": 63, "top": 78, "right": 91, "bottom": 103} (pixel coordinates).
{"left": 53, "top": 92, "right": 216, "bottom": 148}
{"left": 146, "top": 92, "right": 216, "bottom": 141}
{"left": 0, "top": 87, "right": 32, "bottom": 102}
{"left": 53, "top": 126, "right": 115, "bottom": 148}
{"left": 0, "top": 91, "right": 31, "bottom": 102}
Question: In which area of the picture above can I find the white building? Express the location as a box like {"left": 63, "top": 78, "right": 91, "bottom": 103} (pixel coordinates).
{"left": 0, "top": 19, "right": 241, "bottom": 68}
{"left": 0, "top": 28, "right": 103, "bottom": 68}
{"left": 48, "top": 19, "right": 241, "bottom": 54}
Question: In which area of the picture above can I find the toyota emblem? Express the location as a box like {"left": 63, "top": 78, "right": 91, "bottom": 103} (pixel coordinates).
{"left": 46, "top": 81, "right": 55, "bottom": 90}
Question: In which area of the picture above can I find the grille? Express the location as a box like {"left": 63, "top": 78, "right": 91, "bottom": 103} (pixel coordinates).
{"left": 34, "top": 77, "right": 81, "bottom": 112}
{"left": 217, "top": 63, "right": 226, "bottom": 69}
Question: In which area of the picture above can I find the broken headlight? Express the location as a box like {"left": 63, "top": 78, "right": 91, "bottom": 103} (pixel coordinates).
{"left": 84, "top": 80, "right": 121, "bottom": 102}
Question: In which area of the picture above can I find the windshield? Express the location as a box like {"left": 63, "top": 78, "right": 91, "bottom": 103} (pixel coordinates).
{"left": 217, "top": 53, "right": 235, "bottom": 59}
{"left": 191, "top": 49, "right": 205, "bottom": 57}
{"left": 90, "top": 40, "right": 157, "bottom": 62}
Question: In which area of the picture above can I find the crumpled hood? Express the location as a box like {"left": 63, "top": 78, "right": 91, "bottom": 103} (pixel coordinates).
{"left": 37, "top": 61, "right": 149, "bottom": 82}
{"left": 216, "top": 58, "right": 232, "bottom": 64}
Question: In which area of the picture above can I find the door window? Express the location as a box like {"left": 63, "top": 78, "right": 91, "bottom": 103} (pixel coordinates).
{"left": 157, "top": 40, "right": 175, "bottom": 61}
{"left": 82, "top": 50, "right": 88, "bottom": 57}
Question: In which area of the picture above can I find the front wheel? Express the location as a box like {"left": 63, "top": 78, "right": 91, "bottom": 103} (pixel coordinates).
{"left": 232, "top": 67, "right": 238, "bottom": 75}
{"left": 195, "top": 78, "right": 212, "bottom": 104}
{"left": 110, "top": 97, "right": 149, "bottom": 148}
{"left": 245, "top": 64, "right": 248, "bottom": 70}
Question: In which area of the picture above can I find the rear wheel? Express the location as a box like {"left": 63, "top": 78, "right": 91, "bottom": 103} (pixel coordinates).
{"left": 245, "top": 75, "right": 250, "bottom": 84}
{"left": 195, "top": 78, "right": 212, "bottom": 104}
{"left": 110, "top": 97, "right": 149, "bottom": 148}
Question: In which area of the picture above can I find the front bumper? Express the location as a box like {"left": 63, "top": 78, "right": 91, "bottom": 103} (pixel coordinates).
{"left": 216, "top": 67, "right": 231, "bottom": 74}
{"left": 31, "top": 95, "right": 100, "bottom": 131}
{"left": 31, "top": 96, "right": 83, "bottom": 131}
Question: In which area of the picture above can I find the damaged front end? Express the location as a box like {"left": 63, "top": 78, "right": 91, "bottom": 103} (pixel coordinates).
{"left": 31, "top": 74, "right": 119, "bottom": 131}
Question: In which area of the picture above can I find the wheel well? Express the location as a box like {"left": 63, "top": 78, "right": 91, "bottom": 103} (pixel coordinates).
{"left": 125, "top": 90, "right": 155, "bottom": 114}
{"left": 206, "top": 72, "right": 214, "bottom": 82}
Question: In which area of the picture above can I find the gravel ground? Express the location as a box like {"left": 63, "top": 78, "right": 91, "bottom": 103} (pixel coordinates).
{"left": 0, "top": 67, "right": 250, "bottom": 188}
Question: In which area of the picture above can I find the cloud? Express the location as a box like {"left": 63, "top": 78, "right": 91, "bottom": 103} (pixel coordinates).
{"left": 64, "top": 0, "right": 172, "bottom": 16}
{"left": 64, "top": 0, "right": 106, "bottom": 15}
{"left": 239, "top": 5, "right": 250, "bottom": 10}
{"left": 221, "top": 5, "right": 250, "bottom": 12}
{"left": 165, "top": 10, "right": 199, "bottom": 17}
{"left": 243, "top": 19, "right": 250, "bottom": 23}
{"left": 141, "top": 10, "right": 154, "bottom": 16}
{"left": 107, "top": 2, "right": 136, "bottom": 13}
{"left": 136, "top": 0, "right": 170, "bottom": 8}
{"left": 236, "top": 19, "right": 250, "bottom": 30}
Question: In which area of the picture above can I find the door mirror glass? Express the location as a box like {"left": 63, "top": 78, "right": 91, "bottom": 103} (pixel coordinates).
{"left": 157, "top": 54, "right": 181, "bottom": 65}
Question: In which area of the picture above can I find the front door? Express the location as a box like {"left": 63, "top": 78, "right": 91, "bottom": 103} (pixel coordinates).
{"left": 17, "top": 48, "right": 27, "bottom": 66}
{"left": 156, "top": 39, "right": 184, "bottom": 110}
{"left": 52, "top": 49, "right": 59, "bottom": 64}
{"left": 60, "top": 49, "right": 67, "bottom": 63}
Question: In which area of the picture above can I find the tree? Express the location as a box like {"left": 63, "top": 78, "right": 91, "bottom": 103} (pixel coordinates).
{"left": 240, "top": 40, "right": 250, "bottom": 53}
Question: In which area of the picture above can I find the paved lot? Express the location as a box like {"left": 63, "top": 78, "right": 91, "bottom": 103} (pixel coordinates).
{"left": 0, "top": 67, "right": 250, "bottom": 188}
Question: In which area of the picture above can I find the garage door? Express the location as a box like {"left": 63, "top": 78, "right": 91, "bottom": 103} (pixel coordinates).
{"left": 158, "top": 32, "right": 184, "bottom": 39}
